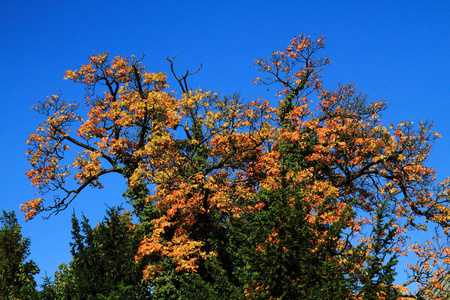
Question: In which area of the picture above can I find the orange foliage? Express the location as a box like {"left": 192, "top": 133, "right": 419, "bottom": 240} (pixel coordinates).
{"left": 25, "top": 36, "right": 450, "bottom": 296}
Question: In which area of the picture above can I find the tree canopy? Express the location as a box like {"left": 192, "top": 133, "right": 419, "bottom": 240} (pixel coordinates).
{"left": 23, "top": 34, "right": 450, "bottom": 299}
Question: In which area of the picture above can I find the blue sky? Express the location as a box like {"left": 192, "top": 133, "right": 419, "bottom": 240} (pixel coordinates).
{"left": 1, "top": 0, "right": 449, "bottom": 289}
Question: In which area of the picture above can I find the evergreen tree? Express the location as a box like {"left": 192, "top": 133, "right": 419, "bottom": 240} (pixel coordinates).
{"left": 0, "top": 210, "right": 39, "bottom": 299}
{"left": 232, "top": 125, "right": 357, "bottom": 299}
{"left": 43, "top": 207, "right": 151, "bottom": 299}
{"left": 72, "top": 207, "right": 151, "bottom": 299}
{"left": 357, "top": 198, "right": 402, "bottom": 300}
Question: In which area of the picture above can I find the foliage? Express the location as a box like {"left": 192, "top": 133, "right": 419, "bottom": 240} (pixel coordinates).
{"left": 24, "top": 34, "right": 450, "bottom": 298}
{"left": 235, "top": 189, "right": 355, "bottom": 299}
{"left": 41, "top": 207, "right": 151, "bottom": 299}
{"left": 38, "top": 265, "right": 76, "bottom": 300}
{"left": 355, "top": 198, "right": 403, "bottom": 299}
{"left": 0, "top": 210, "right": 39, "bottom": 299}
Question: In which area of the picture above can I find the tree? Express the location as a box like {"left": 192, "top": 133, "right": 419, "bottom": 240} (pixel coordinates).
{"left": 24, "top": 35, "right": 450, "bottom": 298}
{"left": 355, "top": 198, "right": 402, "bottom": 299}
{"left": 0, "top": 210, "right": 39, "bottom": 299}
{"left": 233, "top": 188, "right": 357, "bottom": 299}
{"left": 41, "top": 207, "right": 151, "bottom": 299}
{"left": 38, "top": 272, "right": 58, "bottom": 300}
{"left": 39, "top": 263, "right": 76, "bottom": 300}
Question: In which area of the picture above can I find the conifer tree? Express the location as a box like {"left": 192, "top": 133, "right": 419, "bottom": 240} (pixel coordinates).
{"left": 43, "top": 207, "right": 151, "bottom": 299}
{"left": 0, "top": 210, "right": 39, "bottom": 299}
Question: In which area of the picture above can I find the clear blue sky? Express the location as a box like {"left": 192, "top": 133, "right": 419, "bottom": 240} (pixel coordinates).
{"left": 1, "top": 0, "right": 449, "bottom": 289}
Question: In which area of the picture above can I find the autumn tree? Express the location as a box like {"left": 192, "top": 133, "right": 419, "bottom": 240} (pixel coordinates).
{"left": 0, "top": 210, "right": 39, "bottom": 299}
{"left": 24, "top": 35, "right": 450, "bottom": 299}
